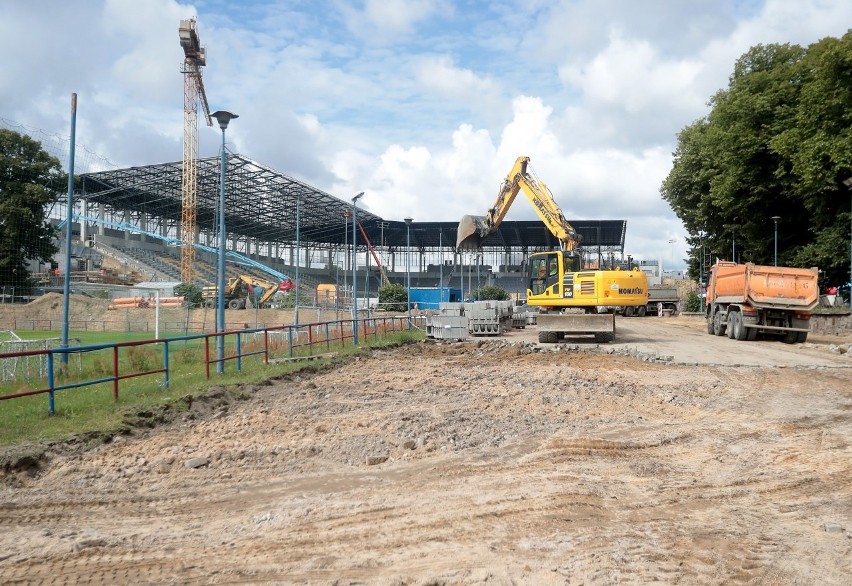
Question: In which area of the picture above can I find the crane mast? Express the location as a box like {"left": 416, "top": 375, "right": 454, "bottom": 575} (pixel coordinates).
{"left": 179, "top": 18, "right": 212, "bottom": 284}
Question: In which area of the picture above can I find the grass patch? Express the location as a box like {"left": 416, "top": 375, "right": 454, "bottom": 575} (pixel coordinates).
{"left": 0, "top": 327, "right": 424, "bottom": 448}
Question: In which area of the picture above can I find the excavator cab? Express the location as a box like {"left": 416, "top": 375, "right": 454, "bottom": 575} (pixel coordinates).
{"left": 528, "top": 251, "right": 584, "bottom": 296}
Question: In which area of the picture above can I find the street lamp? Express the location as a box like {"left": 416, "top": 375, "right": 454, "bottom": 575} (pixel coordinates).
{"left": 438, "top": 229, "right": 443, "bottom": 304}
{"left": 725, "top": 223, "right": 737, "bottom": 262}
{"left": 342, "top": 210, "right": 350, "bottom": 303}
{"left": 667, "top": 238, "right": 676, "bottom": 271}
{"left": 771, "top": 216, "right": 781, "bottom": 266}
{"left": 211, "top": 110, "right": 238, "bottom": 374}
{"left": 404, "top": 217, "right": 413, "bottom": 330}
{"left": 351, "top": 192, "right": 364, "bottom": 344}
{"left": 294, "top": 193, "right": 301, "bottom": 325}
{"left": 844, "top": 178, "right": 852, "bottom": 303}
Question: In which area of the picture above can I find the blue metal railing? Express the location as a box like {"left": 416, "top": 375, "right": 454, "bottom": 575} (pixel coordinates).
{"left": 1, "top": 315, "right": 419, "bottom": 415}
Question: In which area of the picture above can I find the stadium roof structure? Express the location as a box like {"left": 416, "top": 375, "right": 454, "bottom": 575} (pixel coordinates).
{"left": 79, "top": 154, "right": 628, "bottom": 253}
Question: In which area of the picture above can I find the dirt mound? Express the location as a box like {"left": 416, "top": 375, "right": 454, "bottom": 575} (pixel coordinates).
{"left": 0, "top": 292, "right": 112, "bottom": 324}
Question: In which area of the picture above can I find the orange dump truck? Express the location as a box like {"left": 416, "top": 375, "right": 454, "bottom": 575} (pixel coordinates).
{"left": 705, "top": 261, "right": 819, "bottom": 343}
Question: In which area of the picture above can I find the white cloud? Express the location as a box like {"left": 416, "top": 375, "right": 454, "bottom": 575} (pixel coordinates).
{"left": 338, "top": 0, "right": 449, "bottom": 43}
{"left": 414, "top": 55, "right": 499, "bottom": 103}
{"left": 559, "top": 29, "right": 706, "bottom": 115}
{"left": 4, "top": 0, "right": 851, "bottom": 270}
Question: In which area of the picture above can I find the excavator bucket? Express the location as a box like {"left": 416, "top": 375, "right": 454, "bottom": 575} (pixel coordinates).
{"left": 456, "top": 214, "right": 489, "bottom": 249}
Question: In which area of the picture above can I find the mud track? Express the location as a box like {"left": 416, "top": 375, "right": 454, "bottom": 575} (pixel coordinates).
{"left": 1, "top": 316, "right": 850, "bottom": 585}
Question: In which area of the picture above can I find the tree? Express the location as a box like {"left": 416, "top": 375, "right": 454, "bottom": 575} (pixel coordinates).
{"left": 378, "top": 283, "right": 407, "bottom": 312}
{"left": 0, "top": 129, "right": 65, "bottom": 292}
{"left": 661, "top": 33, "right": 852, "bottom": 287}
{"left": 471, "top": 284, "right": 510, "bottom": 301}
{"left": 683, "top": 290, "right": 702, "bottom": 313}
{"left": 174, "top": 283, "right": 202, "bottom": 307}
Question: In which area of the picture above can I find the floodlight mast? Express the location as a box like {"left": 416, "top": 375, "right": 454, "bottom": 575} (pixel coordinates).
{"left": 179, "top": 17, "right": 213, "bottom": 285}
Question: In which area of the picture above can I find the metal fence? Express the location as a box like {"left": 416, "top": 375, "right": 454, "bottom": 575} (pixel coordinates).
{"left": 0, "top": 315, "right": 423, "bottom": 415}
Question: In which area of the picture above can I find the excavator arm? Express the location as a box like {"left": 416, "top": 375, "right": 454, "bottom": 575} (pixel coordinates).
{"left": 457, "top": 156, "right": 580, "bottom": 251}
{"left": 237, "top": 275, "right": 280, "bottom": 306}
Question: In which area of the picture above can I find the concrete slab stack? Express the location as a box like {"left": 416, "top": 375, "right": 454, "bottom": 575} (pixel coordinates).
{"left": 467, "top": 301, "right": 502, "bottom": 336}
{"left": 426, "top": 302, "right": 468, "bottom": 340}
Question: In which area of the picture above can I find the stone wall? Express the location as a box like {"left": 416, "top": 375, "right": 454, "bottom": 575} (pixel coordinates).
{"left": 811, "top": 312, "right": 852, "bottom": 337}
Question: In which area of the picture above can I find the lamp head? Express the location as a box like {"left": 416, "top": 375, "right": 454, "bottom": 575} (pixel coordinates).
{"left": 404, "top": 217, "right": 413, "bottom": 225}
{"left": 211, "top": 110, "right": 238, "bottom": 131}
{"left": 771, "top": 216, "right": 781, "bottom": 222}
{"left": 352, "top": 191, "right": 364, "bottom": 203}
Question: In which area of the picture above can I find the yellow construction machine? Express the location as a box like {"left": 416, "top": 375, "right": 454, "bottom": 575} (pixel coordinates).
{"left": 457, "top": 156, "right": 648, "bottom": 342}
{"left": 201, "top": 274, "right": 280, "bottom": 309}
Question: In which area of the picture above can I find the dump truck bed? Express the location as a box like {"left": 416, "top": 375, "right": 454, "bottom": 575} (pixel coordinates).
{"left": 712, "top": 263, "right": 818, "bottom": 311}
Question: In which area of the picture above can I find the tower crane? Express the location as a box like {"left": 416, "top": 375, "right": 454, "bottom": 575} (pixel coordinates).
{"left": 178, "top": 18, "right": 212, "bottom": 284}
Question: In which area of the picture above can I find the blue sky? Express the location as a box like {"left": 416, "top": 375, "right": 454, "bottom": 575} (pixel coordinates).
{"left": 2, "top": 0, "right": 851, "bottom": 269}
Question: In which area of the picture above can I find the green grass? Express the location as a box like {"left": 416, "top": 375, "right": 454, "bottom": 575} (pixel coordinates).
{"left": 0, "top": 328, "right": 424, "bottom": 447}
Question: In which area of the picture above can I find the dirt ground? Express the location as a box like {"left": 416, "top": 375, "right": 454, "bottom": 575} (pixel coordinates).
{"left": 1, "top": 313, "right": 851, "bottom": 585}
{"left": 0, "top": 292, "right": 336, "bottom": 332}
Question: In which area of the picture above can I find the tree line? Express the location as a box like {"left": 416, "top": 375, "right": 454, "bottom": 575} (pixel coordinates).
{"left": 661, "top": 31, "right": 852, "bottom": 288}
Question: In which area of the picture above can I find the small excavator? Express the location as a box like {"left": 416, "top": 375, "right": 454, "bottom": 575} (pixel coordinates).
{"left": 201, "top": 275, "right": 282, "bottom": 309}
{"left": 457, "top": 156, "right": 648, "bottom": 342}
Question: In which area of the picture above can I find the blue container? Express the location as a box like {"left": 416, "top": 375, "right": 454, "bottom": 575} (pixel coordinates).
{"left": 409, "top": 287, "right": 463, "bottom": 310}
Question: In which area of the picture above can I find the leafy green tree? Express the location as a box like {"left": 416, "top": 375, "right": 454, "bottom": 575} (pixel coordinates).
{"left": 379, "top": 283, "right": 408, "bottom": 312}
{"left": 683, "top": 290, "right": 703, "bottom": 313}
{"left": 471, "top": 284, "right": 510, "bottom": 301}
{"left": 0, "top": 129, "right": 64, "bottom": 292}
{"left": 662, "top": 33, "right": 852, "bottom": 287}
{"left": 174, "top": 283, "right": 202, "bottom": 307}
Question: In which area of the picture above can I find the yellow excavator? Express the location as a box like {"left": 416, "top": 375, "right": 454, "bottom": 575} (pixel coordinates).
{"left": 457, "top": 155, "right": 648, "bottom": 342}
{"left": 201, "top": 275, "right": 281, "bottom": 309}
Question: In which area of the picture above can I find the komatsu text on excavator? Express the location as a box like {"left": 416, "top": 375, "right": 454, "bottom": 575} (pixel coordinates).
{"left": 457, "top": 156, "right": 647, "bottom": 342}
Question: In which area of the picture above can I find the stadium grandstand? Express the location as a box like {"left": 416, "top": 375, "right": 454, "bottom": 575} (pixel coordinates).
{"left": 2, "top": 117, "right": 636, "bottom": 304}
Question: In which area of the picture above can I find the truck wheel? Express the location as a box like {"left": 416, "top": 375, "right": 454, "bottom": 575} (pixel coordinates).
{"left": 637, "top": 306, "right": 646, "bottom": 317}
{"left": 706, "top": 315, "right": 714, "bottom": 334}
{"left": 594, "top": 332, "right": 614, "bottom": 343}
{"left": 713, "top": 311, "right": 727, "bottom": 336}
{"left": 782, "top": 331, "right": 799, "bottom": 344}
{"left": 228, "top": 299, "right": 243, "bottom": 310}
{"left": 796, "top": 331, "right": 808, "bottom": 343}
{"left": 625, "top": 306, "right": 634, "bottom": 317}
{"left": 733, "top": 312, "right": 748, "bottom": 341}
{"left": 727, "top": 312, "right": 737, "bottom": 339}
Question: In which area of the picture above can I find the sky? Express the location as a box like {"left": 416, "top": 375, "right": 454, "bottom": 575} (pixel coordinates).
{"left": 2, "top": 0, "right": 851, "bottom": 270}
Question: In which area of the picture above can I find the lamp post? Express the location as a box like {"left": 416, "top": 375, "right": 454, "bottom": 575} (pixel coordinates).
{"left": 351, "top": 192, "right": 364, "bottom": 344}
{"left": 60, "top": 93, "right": 78, "bottom": 372}
{"left": 211, "top": 110, "right": 238, "bottom": 374}
{"left": 724, "top": 224, "right": 737, "bottom": 262}
{"left": 404, "top": 217, "right": 413, "bottom": 330}
{"left": 667, "top": 238, "right": 676, "bottom": 272}
{"left": 342, "top": 210, "right": 349, "bottom": 307}
{"left": 294, "top": 194, "right": 301, "bottom": 325}
{"left": 844, "top": 178, "right": 852, "bottom": 304}
{"left": 771, "top": 216, "right": 781, "bottom": 266}
{"left": 439, "top": 229, "right": 443, "bottom": 304}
